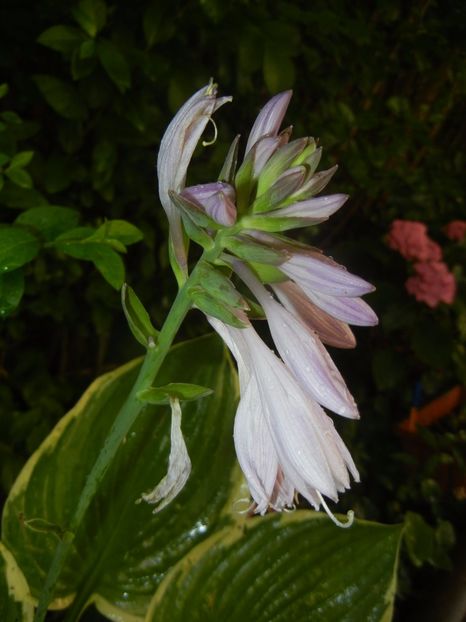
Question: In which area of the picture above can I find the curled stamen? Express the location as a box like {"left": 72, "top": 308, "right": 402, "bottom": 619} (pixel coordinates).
{"left": 202, "top": 117, "right": 218, "bottom": 147}
{"left": 232, "top": 497, "right": 254, "bottom": 514}
{"left": 317, "top": 491, "right": 354, "bottom": 529}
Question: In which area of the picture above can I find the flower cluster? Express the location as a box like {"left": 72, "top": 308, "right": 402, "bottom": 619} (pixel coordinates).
{"left": 387, "top": 219, "right": 456, "bottom": 308}
{"left": 444, "top": 220, "right": 466, "bottom": 242}
{"left": 156, "top": 84, "right": 378, "bottom": 522}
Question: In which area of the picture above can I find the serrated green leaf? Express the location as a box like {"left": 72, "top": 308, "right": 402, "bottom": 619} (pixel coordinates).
{"left": 0, "top": 542, "right": 34, "bottom": 622}
{"left": 6, "top": 150, "right": 34, "bottom": 170}
{"left": 222, "top": 234, "right": 288, "bottom": 265}
{"left": 5, "top": 168, "right": 33, "bottom": 189}
{"left": 147, "top": 513, "right": 403, "bottom": 622}
{"left": 37, "top": 25, "right": 84, "bottom": 54}
{"left": 34, "top": 75, "right": 87, "bottom": 120}
{"left": 190, "top": 289, "right": 248, "bottom": 328}
{"left": 2, "top": 335, "right": 238, "bottom": 618}
{"left": 15, "top": 206, "right": 80, "bottom": 242}
{"left": 0, "top": 269, "right": 24, "bottom": 316}
{"left": 97, "top": 40, "right": 131, "bottom": 92}
{"left": 0, "top": 226, "right": 40, "bottom": 272}
{"left": 138, "top": 383, "right": 213, "bottom": 404}
{"left": 121, "top": 283, "right": 158, "bottom": 347}
{"left": 72, "top": 0, "right": 107, "bottom": 37}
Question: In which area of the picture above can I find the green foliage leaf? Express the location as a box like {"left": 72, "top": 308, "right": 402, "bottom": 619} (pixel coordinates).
{"left": 138, "top": 383, "right": 213, "bottom": 404}
{"left": 6, "top": 150, "right": 34, "bottom": 170}
{"left": 37, "top": 26, "right": 84, "bottom": 54}
{"left": 56, "top": 240, "right": 125, "bottom": 289}
{"left": 121, "top": 283, "right": 159, "bottom": 347}
{"left": 15, "top": 206, "right": 80, "bottom": 241}
{"left": 97, "top": 40, "right": 131, "bottom": 92}
{"left": 33, "top": 75, "right": 87, "bottom": 120}
{"left": 0, "top": 226, "right": 40, "bottom": 272}
{"left": 91, "top": 219, "right": 144, "bottom": 245}
{"left": 0, "top": 269, "right": 24, "bottom": 316}
{"left": 0, "top": 542, "right": 34, "bottom": 622}
{"left": 4, "top": 167, "right": 32, "bottom": 189}
{"left": 147, "top": 514, "right": 403, "bottom": 622}
{"left": 0, "top": 83, "right": 8, "bottom": 99}
{"left": 2, "top": 335, "right": 238, "bottom": 618}
{"left": 72, "top": 0, "right": 107, "bottom": 38}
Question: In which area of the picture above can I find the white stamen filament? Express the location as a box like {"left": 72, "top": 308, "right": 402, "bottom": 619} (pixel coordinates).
{"left": 202, "top": 117, "right": 218, "bottom": 147}
{"left": 317, "top": 491, "right": 354, "bottom": 529}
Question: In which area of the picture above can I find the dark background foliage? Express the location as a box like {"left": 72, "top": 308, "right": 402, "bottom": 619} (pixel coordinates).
{"left": 1, "top": 1, "right": 465, "bottom": 619}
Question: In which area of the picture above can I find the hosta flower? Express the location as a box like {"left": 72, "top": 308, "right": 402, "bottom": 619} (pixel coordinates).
{"left": 210, "top": 317, "right": 358, "bottom": 524}
{"left": 234, "top": 261, "right": 358, "bottom": 418}
{"left": 157, "top": 81, "right": 231, "bottom": 274}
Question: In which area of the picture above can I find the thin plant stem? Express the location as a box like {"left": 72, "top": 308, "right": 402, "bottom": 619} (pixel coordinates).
{"left": 33, "top": 243, "right": 220, "bottom": 622}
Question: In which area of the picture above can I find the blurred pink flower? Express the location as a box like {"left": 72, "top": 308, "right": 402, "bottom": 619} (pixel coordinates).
{"left": 387, "top": 219, "right": 442, "bottom": 261}
{"left": 405, "top": 261, "right": 456, "bottom": 308}
{"left": 444, "top": 220, "right": 466, "bottom": 242}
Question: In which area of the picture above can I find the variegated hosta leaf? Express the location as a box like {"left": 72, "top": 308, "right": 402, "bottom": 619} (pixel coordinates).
{"left": 1, "top": 334, "right": 239, "bottom": 620}
{"left": 0, "top": 542, "right": 34, "bottom": 622}
{"left": 146, "top": 513, "right": 403, "bottom": 622}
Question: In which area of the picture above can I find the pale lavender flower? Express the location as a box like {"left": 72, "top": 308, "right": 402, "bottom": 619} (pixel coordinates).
{"left": 265, "top": 193, "right": 349, "bottom": 222}
{"left": 181, "top": 182, "right": 237, "bottom": 226}
{"left": 234, "top": 261, "right": 358, "bottom": 418}
{"left": 210, "top": 317, "right": 358, "bottom": 524}
{"left": 157, "top": 82, "right": 231, "bottom": 274}
{"left": 245, "top": 91, "right": 292, "bottom": 155}
{"left": 273, "top": 281, "right": 356, "bottom": 349}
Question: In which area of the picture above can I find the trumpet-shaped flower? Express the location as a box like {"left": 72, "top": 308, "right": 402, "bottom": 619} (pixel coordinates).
{"left": 234, "top": 261, "right": 358, "bottom": 418}
{"left": 209, "top": 317, "right": 359, "bottom": 522}
{"left": 157, "top": 82, "right": 231, "bottom": 274}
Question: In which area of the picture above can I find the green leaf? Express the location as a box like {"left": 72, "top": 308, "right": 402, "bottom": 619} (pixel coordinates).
{"left": 37, "top": 25, "right": 84, "bottom": 54}
{"left": 189, "top": 288, "right": 249, "bottom": 328}
{"left": 0, "top": 269, "right": 24, "bottom": 316}
{"left": 34, "top": 75, "right": 87, "bottom": 120}
{"left": 5, "top": 168, "right": 33, "bottom": 189}
{"left": 0, "top": 542, "right": 34, "bottom": 622}
{"left": 15, "top": 206, "right": 80, "bottom": 241}
{"left": 147, "top": 514, "right": 403, "bottom": 622}
{"left": 57, "top": 240, "right": 124, "bottom": 289}
{"left": 6, "top": 150, "right": 34, "bottom": 170}
{"left": 2, "top": 335, "right": 239, "bottom": 618}
{"left": 97, "top": 40, "right": 131, "bottom": 92}
{"left": 0, "top": 226, "right": 40, "bottom": 272}
{"left": 404, "top": 511, "right": 436, "bottom": 568}
{"left": 72, "top": 0, "right": 107, "bottom": 37}
{"left": 91, "top": 219, "right": 144, "bottom": 245}
{"left": 138, "top": 383, "right": 213, "bottom": 404}
{"left": 0, "top": 83, "right": 8, "bottom": 99}
{"left": 0, "top": 153, "right": 10, "bottom": 167}
{"left": 121, "top": 283, "right": 159, "bottom": 347}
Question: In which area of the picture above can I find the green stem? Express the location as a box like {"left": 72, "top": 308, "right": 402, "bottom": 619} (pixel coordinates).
{"left": 33, "top": 249, "right": 216, "bottom": 622}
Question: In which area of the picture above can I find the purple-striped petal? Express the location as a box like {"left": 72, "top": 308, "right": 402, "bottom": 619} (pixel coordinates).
{"left": 246, "top": 91, "right": 292, "bottom": 155}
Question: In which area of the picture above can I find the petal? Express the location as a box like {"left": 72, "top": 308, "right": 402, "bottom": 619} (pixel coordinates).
{"left": 271, "top": 194, "right": 349, "bottom": 219}
{"left": 235, "top": 263, "right": 358, "bottom": 418}
{"left": 234, "top": 375, "right": 279, "bottom": 514}
{"left": 246, "top": 91, "right": 293, "bottom": 154}
{"left": 140, "top": 398, "right": 191, "bottom": 513}
{"left": 304, "top": 289, "right": 379, "bottom": 326}
{"left": 273, "top": 281, "right": 356, "bottom": 349}
{"left": 281, "top": 252, "right": 375, "bottom": 297}
{"left": 182, "top": 182, "right": 237, "bottom": 226}
{"left": 157, "top": 82, "right": 231, "bottom": 271}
